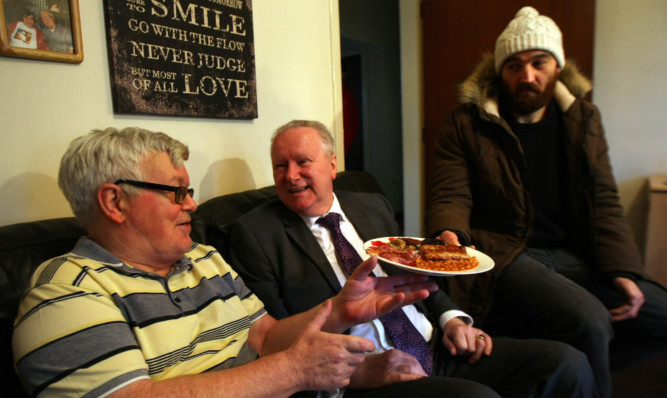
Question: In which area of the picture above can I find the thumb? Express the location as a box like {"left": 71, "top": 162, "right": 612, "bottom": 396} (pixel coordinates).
{"left": 349, "top": 256, "right": 377, "bottom": 281}
{"left": 441, "top": 230, "right": 460, "bottom": 245}
{"left": 307, "top": 299, "right": 333, "bottom": 333}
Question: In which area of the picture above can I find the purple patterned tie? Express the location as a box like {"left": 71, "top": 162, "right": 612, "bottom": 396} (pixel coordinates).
{"left": 317, "top": 212, "right": 433, "bottom": 375}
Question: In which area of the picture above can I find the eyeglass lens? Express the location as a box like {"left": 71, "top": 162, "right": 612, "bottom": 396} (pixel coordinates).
{"left": 175, "top": 187, "right": 195, "bottom": 204}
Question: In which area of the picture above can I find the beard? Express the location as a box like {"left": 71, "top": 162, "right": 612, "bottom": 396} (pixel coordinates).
{"left": 500, "top": 73, "right": 558, "bottom": 115}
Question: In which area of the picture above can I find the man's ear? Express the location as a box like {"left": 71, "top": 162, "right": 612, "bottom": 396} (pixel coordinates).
{"left": 97, "top": 183, "right": 126, "bottom": 224}
{"left": 330, "top": 153, "right": 338, "bottom": 180}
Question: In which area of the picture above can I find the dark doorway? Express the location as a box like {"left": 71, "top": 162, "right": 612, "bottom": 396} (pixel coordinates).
{"left": 342, "top": 55, "right": 364, "bottom": 171}
{"left": 339, "top": 0, "right": 404, "bottom": 216}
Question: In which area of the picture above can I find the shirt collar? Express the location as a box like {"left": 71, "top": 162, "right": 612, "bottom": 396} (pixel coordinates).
{"left": 300, "top": 193, "right": 348, "bottom": 227}
{"left": 71, "top": 236, "right": 194, "bottom": 277}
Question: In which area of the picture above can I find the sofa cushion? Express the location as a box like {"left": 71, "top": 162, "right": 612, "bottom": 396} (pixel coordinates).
{"left": 0, "top": 217, "right": 86, "bottom": 397}
{"left": 190, "top": 185, "right": 278, "bottom": 258}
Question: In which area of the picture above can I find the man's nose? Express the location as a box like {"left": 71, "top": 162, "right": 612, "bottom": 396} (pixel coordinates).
{"left": 285, "top": 163, "right": 300, "bottom": 182}
{"left": 182, "top": 193, "right": 198, "bottom": 212}
{"left": 520, "top": 65, "right": 536, "bottom": 82}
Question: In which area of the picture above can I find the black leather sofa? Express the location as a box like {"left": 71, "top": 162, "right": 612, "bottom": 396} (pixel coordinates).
{"left": 2, "top": 170, "right": 663, "bottom": 397}
{"left": 0, "top": 171, "right": 384, "bottom": 396}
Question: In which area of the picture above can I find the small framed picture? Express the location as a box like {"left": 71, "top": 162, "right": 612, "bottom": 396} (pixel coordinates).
{"left": 0, "top": 0, "right": 83, "bottom": 63}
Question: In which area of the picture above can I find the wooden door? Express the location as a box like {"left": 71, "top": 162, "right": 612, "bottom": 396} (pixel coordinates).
{"left": 422, "top": 0, "right": 595, "bottom": 199}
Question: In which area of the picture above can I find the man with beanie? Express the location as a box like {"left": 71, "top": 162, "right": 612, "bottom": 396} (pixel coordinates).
{"left": 426, "top": 7, "right": 667, "bottom": 398}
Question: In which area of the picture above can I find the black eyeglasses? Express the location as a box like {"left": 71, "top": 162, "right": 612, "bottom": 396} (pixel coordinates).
{"left": 115, "top": 180, "right": 194, "bottom": 204}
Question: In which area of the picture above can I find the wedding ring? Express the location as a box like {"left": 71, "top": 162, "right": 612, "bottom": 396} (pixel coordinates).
{"left": 477, "top": 334, "right": 485, "bottom": 340}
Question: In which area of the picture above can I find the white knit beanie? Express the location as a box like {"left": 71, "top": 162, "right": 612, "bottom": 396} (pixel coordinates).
{"left": 495, "top": 6, "right": 565, "bottom": 72}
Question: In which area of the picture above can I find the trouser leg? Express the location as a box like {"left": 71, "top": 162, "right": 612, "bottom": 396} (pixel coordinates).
{"left": 489, "top": 249, "right": 613, "bottom": 398}
{"left": 344, "top": 376, "right": 501, "bottom": 398}
{"left": 435, "top": 336, "right": 598, "bottom": 398}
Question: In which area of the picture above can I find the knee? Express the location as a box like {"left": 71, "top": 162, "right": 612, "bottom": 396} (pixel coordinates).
{"left": 370, "top": 377, "right": 502, "bottom": 398}
{"left": 546, "top": 342, "right": 591, "bottom": 373}
{"left": 577, "top": 309, "right": 613, "bottom": 341}
{"left": 566, "top": 301, "right": 613, "bottom": 343}
{"left": 436, "top": 378, "right": 501, "bottom": 398}
{"left": 541, "top": 342, "right": 597, "bottom": 396}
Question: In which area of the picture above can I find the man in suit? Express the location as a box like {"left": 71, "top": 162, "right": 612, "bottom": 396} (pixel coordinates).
{"left": 228, "top": 119, "right": 598, "bottom": 398}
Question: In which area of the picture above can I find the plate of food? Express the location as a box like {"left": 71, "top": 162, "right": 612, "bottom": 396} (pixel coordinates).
{"left": 364, "top": 237, "right": 494, "bottom": 276}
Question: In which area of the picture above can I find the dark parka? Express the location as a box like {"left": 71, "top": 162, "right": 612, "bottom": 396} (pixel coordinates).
{"left": 425, "top": 54, "right": 645, "bottom": 323}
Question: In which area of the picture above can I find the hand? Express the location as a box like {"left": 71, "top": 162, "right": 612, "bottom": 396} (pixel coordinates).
{"left": 609, "top": 277, "right": 645, "bottom": 322}
{"left": 330, "top": 256, "right": 438, "bottom": 331}
{"left": 349, "top": 350, "right": 427, "bottom": 389}
{"left": 442, "top": 317, "right": 492, "bottom": 364}
{"left": 288, "top": 300, "right": 376, "bottom": 391}
{"left": 437, "top": 230, "right": 475, "bottom": 249}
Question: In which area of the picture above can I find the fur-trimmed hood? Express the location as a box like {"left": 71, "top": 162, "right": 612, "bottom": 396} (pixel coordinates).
{"left": 458, "top": 53, "right": 593, "bottom": 117}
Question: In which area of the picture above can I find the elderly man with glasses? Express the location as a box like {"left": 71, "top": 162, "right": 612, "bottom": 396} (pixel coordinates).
{"left": 12, "top": 127, "right": 438, "bottom": 397}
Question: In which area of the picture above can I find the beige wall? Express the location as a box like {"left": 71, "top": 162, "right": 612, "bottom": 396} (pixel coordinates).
{"left": 2, "top": 0, "right": 666, "bottom": 255}
{"left": 592, "top": 0, "right": 667, "bottom": 249}
{"left": 0, "top": 0, "right": 343, "bottom": 226}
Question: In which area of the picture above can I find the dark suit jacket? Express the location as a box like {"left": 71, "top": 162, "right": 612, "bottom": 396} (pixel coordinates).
{"left": 227, "top": 190, "right": 461, "bottom": 326}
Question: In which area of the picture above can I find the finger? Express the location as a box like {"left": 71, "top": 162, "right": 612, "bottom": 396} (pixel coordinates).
{"left": 484, "top": 334, "right": 493, "bottom": 356}
{"left": 386, "top": 273, "right": 432, "bottom": 286}
{"left": 378, "top": 288, "right": 433, "bottom": 312}
{"left": 346, "top": 351, "right": 369, "bottom": 367}
{"left": 349, "top": 256, "right": 378, "bottom": 281}
{"left": 609, "top": 305, "right": 629, "bottom": 316}
{"left": 386, "top": 283, "right": 435, "bottom": 305}
{"left": 468, "top": 334, "right": 488, "bottom": 363}
{"left": 452, "top": 331, "right": 470, "bottom": 355}
{"left": 464, "top": 333, "right": 477, "bottom": 355}
{"left": 343, "top": 335, "right": 376, "bottom": 354}
{"left": 377, "top": 293, "right": 407, "bottom": 315}
{"left": 612, "top": 313, "right": 632, "bottom": 322}
{"left": 611, "top": 302, "right": 642, "bottom": 321}
{"left": 386, "top": 372, "right": 427, "bottom": 384}
{"left": 610, "top": 305, "right": 632, "bottom": 322}
{"left": 468, "top": 345, "right": 484, "bottom": 363}
{"left": 400, "top": 289, "right": 433, "bottom": 304}
{"left": 442, "top": 333, "right": 458, "bottom": 356}
{"left": 384, "top": 276, "right": 437, "bottom": 297}
{"left": 390, "top": 278, "right": 438, "bottom": 292}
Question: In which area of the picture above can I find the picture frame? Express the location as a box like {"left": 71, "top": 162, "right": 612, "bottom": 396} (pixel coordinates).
{"left": 0, "top": 0, "right": 83, "bottom": 63}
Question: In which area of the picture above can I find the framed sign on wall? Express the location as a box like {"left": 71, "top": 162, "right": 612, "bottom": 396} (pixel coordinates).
{"left": 0, "top": 0, "right": 83, "bottom": 63}
{"left": 103, "top": 0, "right": 257, "bottom": 119}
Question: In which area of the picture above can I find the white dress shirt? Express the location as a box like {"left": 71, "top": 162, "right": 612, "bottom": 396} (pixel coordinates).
{"left": 302, "top": 195, "right": 472, "bottom": 352}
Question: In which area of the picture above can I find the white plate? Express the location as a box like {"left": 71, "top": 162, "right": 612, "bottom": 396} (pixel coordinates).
{"left": 363, "top": 237, "right": 495, "bottom": 276}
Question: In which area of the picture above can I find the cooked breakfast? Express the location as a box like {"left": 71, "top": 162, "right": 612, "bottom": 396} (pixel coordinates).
{"left": 366, "top": 237, "right": 479, "bottom": 272}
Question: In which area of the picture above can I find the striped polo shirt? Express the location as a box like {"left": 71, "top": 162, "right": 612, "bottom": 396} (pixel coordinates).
{"left": 13, "top": 237, "right": 266, "bottom": 397}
